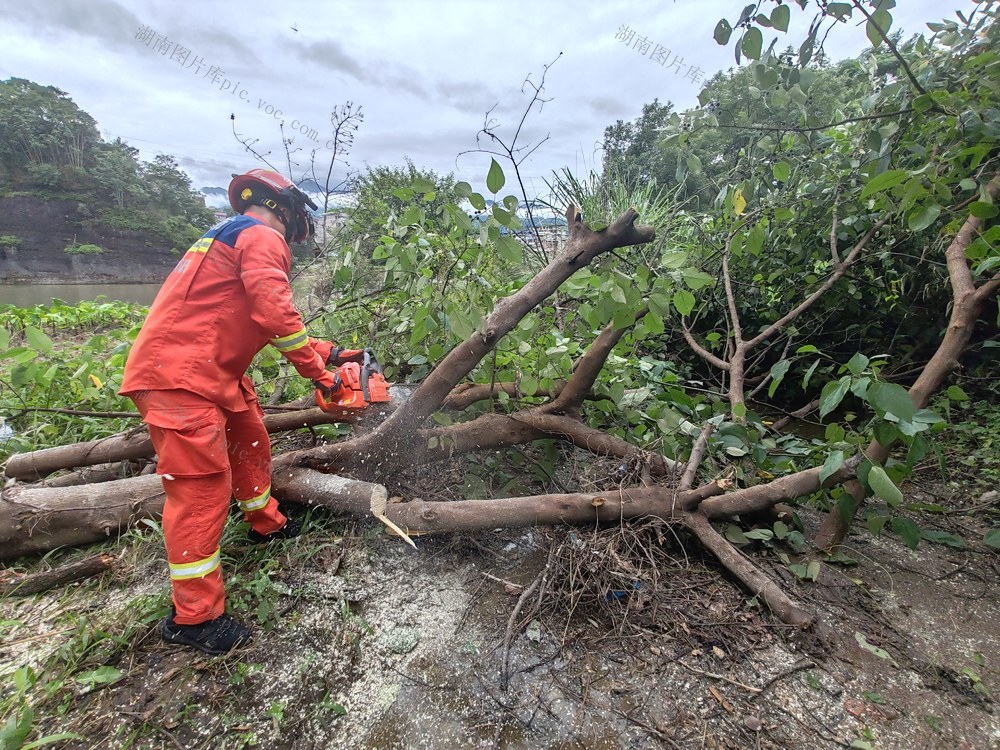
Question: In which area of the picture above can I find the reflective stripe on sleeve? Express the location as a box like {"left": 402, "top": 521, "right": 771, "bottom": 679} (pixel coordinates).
{"left": 168, "top": 549, "right": 221, "bottom": 580}
{"left": 270, "top": 329, "right": 309, "bottom": 353}
{"left": 237, "top": 486, "right": 271, "bottom": 513}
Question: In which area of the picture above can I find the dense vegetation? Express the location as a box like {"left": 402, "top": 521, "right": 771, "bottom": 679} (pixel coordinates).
{"left": 0, "top": 78, "right": 214, "bottom": 247}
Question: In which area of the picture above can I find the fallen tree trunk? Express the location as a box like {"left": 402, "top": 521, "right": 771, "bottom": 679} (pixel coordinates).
{"left": 0, "top": 552, "right": 116, "bottom": 596}
{"left": 271, "top": 468, "right": 822, "bottom": 624}
{"left": 3, "top": 388, "right": 412, "bottom": 482}
{"left": 0, "top": 474, "right": 166, "bottom": 559}
{"left": 42, "top": 461, "right": 147, "bottom": 487}
{"left": 0, "top": 471, "right": 389, "bottom": 562}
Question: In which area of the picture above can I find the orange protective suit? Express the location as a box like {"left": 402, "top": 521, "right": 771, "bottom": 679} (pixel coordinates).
{"left": 120, "top": 214, "right": 334, "bottom": 624}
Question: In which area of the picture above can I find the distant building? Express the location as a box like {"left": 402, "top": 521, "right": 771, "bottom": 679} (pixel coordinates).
{"left": 213, "top": 210, "right": 228, "bottom": 224}
{"left": 312, "top": 211, "right": 350, "bottom": 248}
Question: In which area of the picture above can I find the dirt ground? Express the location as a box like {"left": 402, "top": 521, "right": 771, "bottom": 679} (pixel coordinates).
{"left": 1, "top": 479, "right": 998, "bottom": 750}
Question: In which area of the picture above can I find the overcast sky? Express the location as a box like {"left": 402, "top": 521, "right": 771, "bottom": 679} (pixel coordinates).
{"left": 0, "top": 0, "right": 972, "bottom": 197}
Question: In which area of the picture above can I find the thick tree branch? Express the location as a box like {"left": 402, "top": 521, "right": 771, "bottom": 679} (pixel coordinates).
{"left": 815, "top": 176, "right": 1000, "bottom": 549}
{"left": 679, "top": 423, "right": 715, "bottom": 492}
{"left": 744, "top": 215, "right": 889, "bottom": 350}
{"left": 681, "top": 512, "right": 813, "bottom": 627}
{"left": 549, "top": 307, "right": 647, "bottom": 412}
{"left": 682, "top": 319, "right": 730, "bottom": 371}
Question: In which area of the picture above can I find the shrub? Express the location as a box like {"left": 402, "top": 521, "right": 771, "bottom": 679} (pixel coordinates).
{"left": 0, "top": 235, "right": 21, "bottom": 249}
{"left": 25, "top": 163, "right": 61, "bottom": 189}
{"left": 64, "top": 243, "right": 104, "bottom": 255}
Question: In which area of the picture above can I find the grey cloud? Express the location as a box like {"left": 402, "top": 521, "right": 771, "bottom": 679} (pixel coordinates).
{"left": 4, "top": 0, "right": 257, "bottom": 71}
{"left": 434, "top": 79, "right": 498, "bottom": 114}
{"left": 583, "top": 95, "right": 629, "bottom": 117}
{"left": 5, "top": 0, "right": 142, "bottom": 47}
{"left": 293, "top": 38, "right": 370, "bottom": 81}
{"left": 293, "top": 37, "right": 497, "bottom": 113}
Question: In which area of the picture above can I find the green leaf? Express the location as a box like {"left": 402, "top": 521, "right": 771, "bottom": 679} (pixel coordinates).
{"left": 826, "top": 3, "right": 853, "bottom": 20}
{"left": 869, "top": 465, "right": 903, "bottom": 507}
{"left": 946, "top": 385, "right": 969, "bottom": 401}
{"left": 725, "top": 524, "right": 749, "bottom": 545}
{"left": 25, "top": 326, "right": 53, "bottom": 354}
{"left": 968, "top": 202, "right": 999, "bottom": 219}
{"left": 75, "top": 666, "right": 123, "bottom": 686}
{"left": 806, "top": 560, "right": 821, "bottom": 581}
{"left": 855, "top": 631, "right": 899, "bottom": 667}
{"left": 802, "top": 358, "right": 820, "bottom": 390}
{"left": 410, "top": 177, "right": 435, "bottom": 193}
{"left": 469, "top": 192, "right": 486, "bottom": 211}
{"left": 920, "top": 530, "right": 965, "bottom": 549}
{"left": 642, "top": 312, "right": 665, "bottom": 335}
{"left": 0, "top": 706, "right": 34, "bottom": 749}
{"left": 772, "top": 161, "right": 790, "bottom": 182}
{"left": 845, "top": 352, "right": 869, "bottom": 376}
{"left": 486, "top": 159, "right": 505, "bottom": 194}
{"left": 867, "top": 382, "right": 915, "bottom": 422}
{"left": 714, "top": 18, "right": 733, "bottom": 45}
{"left": 866, "top": 9, "right": 893, "bottom": 47}
{"left": 682, "top": 269, "right": 714, "bottom": 290}
{"left": 820, "top": 450, "right": 845, "bottom": 484}
{"left": 891, "top": 517, "right": 920, "bottom": 549}
{"left": 867, "top": 515, "right": 889, "bottom": 537}
{"left": 984, "top": 529, "right": 1000, "bottom": 549}
{"left": 768, "top": 359, "right": 790, "bottom": 398}
{"left": 496, "top": 236, "right": 523, "bottom": 264}
{"left": 908, "top": 204, "right": 941, "bottom": 232}
{"left": 492, "top": 205, "right": 512, "bottom": 225}
{"left": 661, "top": 251, "right": 689, "bottom": 269}
{"left": 771, "top": 3, "right": 790, "bottom": 32}
{"left": 22, "top": 733, "right": 86, "bottom": 749}
{"left": 819, "top": 376, "right": 851, "bottom": 419}
{"left": 673, "top": 289, "right": 695, "bottom": 317}
{"left": 744, "top": 528, "right": 774, "bottom": 541}
{"left": 741, "top": 27, "right": 763, "bottom": 60}
{"left": 0, "top": 327, "right": 9, "bottom": 351}
{"left": 860, "top": 169, "right": 908, "bottom": 199}
{"left": 454, "top": 181, "right": 472, "bottom": 198}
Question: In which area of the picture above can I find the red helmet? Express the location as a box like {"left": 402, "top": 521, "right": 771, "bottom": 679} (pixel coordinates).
{"left": 228, "top": 168, "right": 318, "bottom": 244}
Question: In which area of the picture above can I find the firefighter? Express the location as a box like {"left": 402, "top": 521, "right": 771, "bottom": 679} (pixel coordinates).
{"left": 120, "top": 169, "right": 361, "bottom": 655}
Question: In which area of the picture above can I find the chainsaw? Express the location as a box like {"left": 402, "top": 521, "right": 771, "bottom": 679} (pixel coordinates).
{"left": 314, "top": 349, "right": 392, "bottom": 412}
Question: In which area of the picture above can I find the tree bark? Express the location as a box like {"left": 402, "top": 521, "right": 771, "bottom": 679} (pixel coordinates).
{"left": 3, "top": 402, "right": 388, "bottom": 482}
{"left": 0, "top": 552, "right": 116, "bottom": 596}
{"left": 0, "top": 471, "right": 392, "bottom": 562}
{"left": 0, "top": 475, "right": 166, "bottom": 560}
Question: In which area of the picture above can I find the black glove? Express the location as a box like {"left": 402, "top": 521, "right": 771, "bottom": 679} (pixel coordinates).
{"left": 327, "top": 346, "right": 366, "bottom": 366}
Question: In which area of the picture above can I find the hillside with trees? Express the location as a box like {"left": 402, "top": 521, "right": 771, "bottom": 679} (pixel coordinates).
{"left": 0, "top": 78, "right": 213, "bottom": 281}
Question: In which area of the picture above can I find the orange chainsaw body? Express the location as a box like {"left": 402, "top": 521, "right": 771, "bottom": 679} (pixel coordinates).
{"left": 315, "top": 359, "right": 392, "bottom": 412}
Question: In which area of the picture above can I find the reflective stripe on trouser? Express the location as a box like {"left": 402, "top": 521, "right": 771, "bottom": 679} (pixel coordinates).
{"left": 169, "top": 549, "right": 221, "bottom": 580}
{"left": 131, "top": 388, "right": 285, "bottom": 624}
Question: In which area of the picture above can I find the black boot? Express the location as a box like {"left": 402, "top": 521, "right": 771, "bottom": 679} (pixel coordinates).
{"left": 159, "top": 609, "right": 251, "bottom": 655}
{"left": 247, "top": 513, "right": 302, "bottom": 544}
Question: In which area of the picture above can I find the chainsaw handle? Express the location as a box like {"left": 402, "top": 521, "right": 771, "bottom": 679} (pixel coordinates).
{"left": 360, "top": 351, "right": 371, "bottom": 403}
